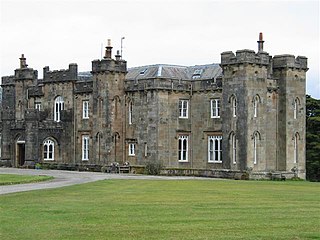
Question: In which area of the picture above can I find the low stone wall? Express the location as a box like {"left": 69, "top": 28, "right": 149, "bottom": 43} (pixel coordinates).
{"left": 161, "top": 168, "right": 244, "bottom": 179}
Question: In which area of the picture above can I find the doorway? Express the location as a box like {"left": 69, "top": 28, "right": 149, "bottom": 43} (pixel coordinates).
{"left": 17, "top": 142, "right": 25, "bottom": 166}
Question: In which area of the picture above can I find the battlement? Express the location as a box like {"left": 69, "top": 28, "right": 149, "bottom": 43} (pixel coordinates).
{"left": 1, "top": 76, "right": 15, "bottom": 85}
{"left": 221, "top": 49, "right": 270, "bottom": 66}
{"left": 14, "top": 68, "right": 38, "bottom": 81}
{"left": 91, "top": 59, "right": 127, "bottom": 74}
{"left": 43, "top": 63, "right": 78, "bottom": 82}
{"left": 272, "top": 55, "right": 308, "bottom": 70}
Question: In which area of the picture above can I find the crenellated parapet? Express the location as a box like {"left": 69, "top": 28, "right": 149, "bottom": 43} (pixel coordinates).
{"left": 1, "top": 76, "right": 15, "bottom": 86}
{"left": 14, "top": 68, "right": 38, "bottom": 81}
{"left": 272, "top": 55, "right": 308, "bottom": 70}
{"left": 43, "top": 63, "right": 78, "bottom": 82}
{"left": 221, "top": 49, "right": 270, "bottom": 67}
{"left": 91, "top": 59, "right": 127, "bottom": 74}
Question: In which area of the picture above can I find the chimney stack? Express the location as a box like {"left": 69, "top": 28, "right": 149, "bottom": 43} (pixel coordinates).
{"left": 257, "top": 32, "right": 264, "bottom": 52}
{"left": 19, "top": 54, "right": 28, "bottom": 68}
{"left": 104, "top": 39, "right": 113, "bottom": 59}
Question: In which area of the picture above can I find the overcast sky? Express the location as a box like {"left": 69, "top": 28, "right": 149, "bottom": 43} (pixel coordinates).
{"left": 1, "top": 0, "right": 319, "bottom": 98}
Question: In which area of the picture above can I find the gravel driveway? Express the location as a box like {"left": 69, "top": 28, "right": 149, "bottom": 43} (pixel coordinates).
{"left": 0, "top": 168, "right": 208, "bottom": 195}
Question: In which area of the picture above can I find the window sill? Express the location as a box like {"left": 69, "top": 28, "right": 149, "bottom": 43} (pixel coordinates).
{"left": 208, "top": 161, "right": 222, "bottom": 164}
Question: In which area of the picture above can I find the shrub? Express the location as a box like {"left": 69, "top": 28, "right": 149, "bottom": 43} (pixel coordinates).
{"left": 144, "top": 161, "right": 162, "bottom": 175}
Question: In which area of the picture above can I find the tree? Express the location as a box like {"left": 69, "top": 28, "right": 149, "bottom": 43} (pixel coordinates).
{"left": 306, "top": 95, "right": 320, "bottom": 181}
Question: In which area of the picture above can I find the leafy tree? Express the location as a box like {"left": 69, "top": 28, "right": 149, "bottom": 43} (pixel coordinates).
{"left": 306, "top": 95, "right": 320, "bottom": 181}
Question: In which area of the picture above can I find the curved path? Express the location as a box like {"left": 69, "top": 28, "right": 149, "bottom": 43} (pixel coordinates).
{"left": 0, "top": 168, "right": 210, "bottom": 195}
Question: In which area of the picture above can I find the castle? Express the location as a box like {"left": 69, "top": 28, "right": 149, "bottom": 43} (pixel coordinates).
{"left": 0, "top": 34, "right": 308, "bottom": 179}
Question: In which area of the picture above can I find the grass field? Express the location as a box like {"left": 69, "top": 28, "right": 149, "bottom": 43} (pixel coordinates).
{"left": 0, "top": 174, "right": 53, "bottom": 185}
{"left": 1, "top": 179, "right": 319, "bottom": 240}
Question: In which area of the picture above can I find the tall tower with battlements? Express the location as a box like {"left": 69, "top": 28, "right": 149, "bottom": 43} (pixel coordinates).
{"left": 220, "top": 33, "right": 307, "bottom": 178}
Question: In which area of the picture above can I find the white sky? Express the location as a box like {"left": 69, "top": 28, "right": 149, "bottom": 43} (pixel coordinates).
{"left": 1, "top": 0, "right": 319, "bottom": 98}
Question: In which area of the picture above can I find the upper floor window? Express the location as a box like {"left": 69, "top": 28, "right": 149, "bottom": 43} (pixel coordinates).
{"left": 294, "top": 98, "right": 300, "bottom": 120}
{"left": 179, "top": 100, "right": 189, "bottom": 118}
{"left": 129, "top": 143, "right": 135, "bottom": 156}
{"left": 211, "top": 99, "right": 220, "bottom": 118}
{"left": 253, "top": 95, "right": 260, "bottom": 118}
{"left": 35, "top": 102, "right": 41, "bottom": 111}
{"left": 43, "top": 139, "right": 54, "bottom": 161}
{"left": 82, "top": 135, "right": 89, "bottom": 161}
{"left": 128, "top": 101, "right": 133, "bottom": 125}
{"left": 83, "top": 100, "right": 89, "bottom": 119}
{"left": 230, "top": 95, "right": 237, "bottom": 117}
{"left": 54, "top": 96, "right": 64, "bottom": 122}
{"left": 208, "top": 136, "right": 222, "bottom": 163}
{"left": 178, "top": 135, "right": 188, "bottom": 162}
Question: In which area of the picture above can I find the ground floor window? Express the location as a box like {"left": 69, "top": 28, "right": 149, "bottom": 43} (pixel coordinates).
{"left": 129, "top": 143, "right": 135, "bottom": 156}
{"left": 82, "top": 135, "right": 89, "bottom": 161}
{"left": 178, "top": 135, "right": 188, "bottom": 162}
{"left": 43, "top": 139, "right": 54, "bottom": 160}
{"left": 208, "top": 136, "right": 222, "bottom": 163}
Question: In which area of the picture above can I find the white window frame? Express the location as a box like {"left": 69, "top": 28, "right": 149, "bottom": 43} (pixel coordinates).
{"left": 179, "top": 100, "right": 189, "bottom": 119}
{"left": 83, "top": 100, "right": 89, "bottom": 119}
{"left": 208, "top": 136, "right": 222, "bottom": 163}
{"left": 211, "top": 99, "right": 220, "bottom": 118}
{"left": 43, "top": 139, "right": 54, "bottom": 161}
{"left": 129, "top": 143, "right": 135, "bottom": 156}
{"left": 128, "top": 101, "right": 133, "bottom": 125}
{"left": 178, "top": 135, "right": 188, "bottom": 162}
{"left": 35, "top": 102, "right": 41, "bottom": 111}
{"left": 54, "top": 96, "right": 64, "bottom": 122}
{"left": 82, "top": 135, "right": 89, "bottom": 161}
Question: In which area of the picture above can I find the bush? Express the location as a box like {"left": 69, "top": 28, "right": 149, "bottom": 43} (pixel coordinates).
{"left": 144, "top": 161, "right": 162, "bottom": 175}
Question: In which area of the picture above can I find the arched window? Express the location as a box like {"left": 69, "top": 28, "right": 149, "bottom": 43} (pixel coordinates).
{"left": 230, "top": 95, "right": 237, "bottom": 117}
{"left": 294, "top": 133, "right": 299, "bottom": 164}
{"left": 294, "top": 98, "right": 300, "bottom": 120}
{"left": 43, "top": 139, "right": 54, "bottom": 160}
{"left": 253, "top": 132, "right": 260, "bottom": 165}
{"left": 230, "top": 132, "right": 236, "bottom": 164}
{"left": 54, "top": 96, "right": 64, "bottom": 122}
{"left": 253, "top": 95, "right": 260, "bottom": 118}
{"left": 128, "top": 101, "right": 133, "bottom": 124}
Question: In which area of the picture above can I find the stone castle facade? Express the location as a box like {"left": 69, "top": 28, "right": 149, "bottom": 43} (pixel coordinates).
{"left": 0, "top": 34, "right": 308, "bottom": 179}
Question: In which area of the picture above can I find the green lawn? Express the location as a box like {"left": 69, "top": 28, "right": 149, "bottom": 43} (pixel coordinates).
{"left": 1, "top": 179, "right": 319, "bottom": 240}
{"left": 0, "top": 174, "right": 53, "bottom": 185}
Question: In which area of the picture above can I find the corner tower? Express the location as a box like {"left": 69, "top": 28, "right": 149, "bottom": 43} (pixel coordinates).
{"left": 91, "top": 39, "right": 127, "bottom": 164}
{"left": 220, "top": 33, "right": 307, "bottom": 178}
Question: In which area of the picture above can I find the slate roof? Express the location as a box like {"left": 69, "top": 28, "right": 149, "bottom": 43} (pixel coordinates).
{"left": 126, "top": 63, "right": 222, "bottom": 81}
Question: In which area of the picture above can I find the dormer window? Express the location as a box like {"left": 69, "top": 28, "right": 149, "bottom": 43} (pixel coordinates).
{"left": 140, "top": 68, "right": 148, "bottom": 75}
{"left": 192, "top": 69, "right": 203, "bottom": 79}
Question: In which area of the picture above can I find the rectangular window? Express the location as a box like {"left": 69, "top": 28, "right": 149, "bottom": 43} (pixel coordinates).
{"left": 35, "top": 103, "right": 41, "bottom": 111}
{"left": 211, "top": 99, "right": 220, "bottom": 118}
{"left": 82, "top": 135, "right": 89, "bottom": 161}
{"left": 129, "top": 143, "right": 135, "bottom": 156}
{"left": 179, "top": 100, "right": 189, "bottom": 118}
{"left": 208, "top": 136, "right": 222, "bottom": 163}
{"left": 178, "top": 135, "right": 188, "bottom": 161}
{"left": 83, "top": 100, "right": 89, "bottom": 119}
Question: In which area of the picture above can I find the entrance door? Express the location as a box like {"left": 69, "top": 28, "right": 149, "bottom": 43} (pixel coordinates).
{"left": 17, "top": 143, "right": 25, "bottom": 166}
